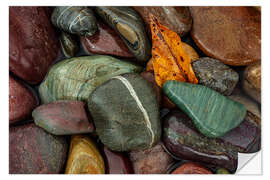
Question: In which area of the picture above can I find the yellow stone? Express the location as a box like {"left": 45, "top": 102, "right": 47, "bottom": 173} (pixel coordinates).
{"left": 65, "top": 135, "right": 105, "bottom": 174}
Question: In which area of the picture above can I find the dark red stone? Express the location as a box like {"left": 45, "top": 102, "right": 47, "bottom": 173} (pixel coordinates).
{"left": 102, "top": 145, "right": 133, "bottom": 174}
{"left": 9, "top": 7, "right": 60, "bottom": 84}
{"left": 171, "top": 162, "right": 212, "bottom": 174}
{"left": 9, "top": 75, "right": 38, "bottom": 124}
{"left": 81, "top": 22, "right": 133, "bottom": 58}
{"left": 9, "top": 123, "right": 68, "bottom": 174}
{"left": 190, "top": 7, "right": 261, "bottom": 66}
{"left": 32, "top": 100, "right": 94, "bottom": 135}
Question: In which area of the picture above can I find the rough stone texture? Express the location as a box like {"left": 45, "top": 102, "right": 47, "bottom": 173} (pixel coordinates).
{"left": 171, "top": 162, "right": 212, "bottom": 174}
{"left": 163, "top": 81, "right": 246, "bottom": 138}
{"left": 32, "top": 100, "right": 94, "bottom": 135}
{"left": 88, "top": 73, "right": 161, "bottom": 151}
{"left": 243, "top": 61, "right": 261, "bottom": 103}
{"left": 9, "top": 75, "right": 38, "bottom": 124}
{"left": 9, "top": 123, "right": 68, "bottom": 174}
{"left": 9, "top": 7, "right": 60, "bottom": 84}
{"left": 81, "top": 22, "right": 133, "bottom": 58}
{"left": 39, "top": 55, "right": 142, "bottom": 104}
{"left": 60, "top": 31, "right": 79, "bottom": 58}
{"left": 95, "top": 7, "right": 151, "bottom": 62}
{"left": 129, "top": 142, "right": 174, "bottom": 174}
{"left": 65, "top": 135, "right": 105, "bottom": 174}
{"left": 190, "top": 7, "right": 261, "bottom": 66}
{"left": 133, "top": 6, "right": 192, "bottom": 37}
{"left": 192, "top": 57, "right": 239, "bottom": 96}
{"left": 163, "top": 110, "right": 238, "bottom": 172}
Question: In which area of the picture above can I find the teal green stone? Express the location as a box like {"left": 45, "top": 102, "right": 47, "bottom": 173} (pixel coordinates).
{"left": 39, "top": 55, "right": 142, "bottom": 104}
{"left": 163, "top": 81, "right": 246, "bottom": 138}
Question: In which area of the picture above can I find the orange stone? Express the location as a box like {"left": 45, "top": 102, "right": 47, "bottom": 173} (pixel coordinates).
{"left": 171, "top": 162, "right": 212, "bottom": 174}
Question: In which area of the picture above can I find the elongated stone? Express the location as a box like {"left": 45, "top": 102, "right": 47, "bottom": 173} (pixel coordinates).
{"left": 163, "top": 81, "right": 246, "bottom": 137}
{"left": 129, "top": 142, "right": 174, "bottom": 174}
{"left": 51, "top": 7, "right": 97, "bottom": 36}
{"left": 81, "top": 22, "right": 133, "bottom": 58}
{"left": 88, "top": 73, "right": 161, "bottom": 151}
{"left": 171, "top": 162, "right": 212, "bottom": 174}
{"left": 60, "top": 31, "right": 79, "bottom": 58}
{"left": 9, "top": 75, "right": 38, "bottom": 124}
{"left": 9, "top": 123, "right": 68, "bottom": 174}
{"left": 192, "top": 57, "right": 239, "bottom": 96}
{"left": 65, "top": 135, "right": 105, "bottom": 174}
{"left": 102, "top": 145, "right": 133, "bottom": 174}
{"left": 39, "top": 55, "right": 142, "bottom": 104}
{"left": 32, "top": 100, "right": 94, "bottom": 135}
{"left": 95, "top": 7, "right": 151, "bottom": 62}
{"left": 163, "top": 110, "right": 238, "bottom": 172}
{"left": 9, "top": 7, "right": 60, "bottom": 84}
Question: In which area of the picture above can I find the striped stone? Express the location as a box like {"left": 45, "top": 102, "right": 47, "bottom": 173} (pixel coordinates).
{"left": 163, "top": 81, "right": 246, "bottom": 138}
{"left": 88, "top": 73, "right": 161, "bottom": 151}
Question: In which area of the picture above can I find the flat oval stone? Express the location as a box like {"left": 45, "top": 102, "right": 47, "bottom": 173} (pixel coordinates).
{"left": 94, "top": 7, "right": 151, "bottom": 62}
{"left": 88, "top": 73, "right": 161, "bottom": 151}
{"left": 102, "top": 145, "right": 133, "bottom": 174}
{"left": 129, "top": 142, "right": 174, "bottom": 174}
{"left": 163, "top": 81, "right": 246, "bottom": 137}
{"left": 171, "top": 162, "right": 212, "bottom": 174}
{"left": 163, "top": 110, "right": 238, "bottom": 172}
{"left": 81, "top": 22, "right": 133, "bottom": 58}
{"left": 32, "top": 100, "right": 94, "bottom": 135}
{"left": 9, "top": 7, "right": 60, "bottom": 84}
{"left": 192, "top": 57, "right": 239, "bottom": 96}
{"left": 243, "top": 61, "right": 261, "bottom": 103}
{"left": 65, "top": 135, "right": 105, "bottom": 174}
{"left": 39, "top": 55, "right": 142, "bottom": 104}
{"left": 9, "top": 123, "right": 68, "bottom": 174}
{"left": 133, "top": 6, "right": 192, "bottom": 37}
{"left": 51, "top": 7, "right": 97, "bottom": 36}
{"left": 9, "top": 75, "right": 38, "bottom": 124}
{"left": 190, "top": 7, "right": 261, "bottom": 66}
{"left": 60, "top": 31, "right": 79, "bottom": 58}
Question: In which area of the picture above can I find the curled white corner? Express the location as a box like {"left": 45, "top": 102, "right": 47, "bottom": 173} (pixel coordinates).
{"left": 236, "top": 151, "right": 262, "bottom": 174}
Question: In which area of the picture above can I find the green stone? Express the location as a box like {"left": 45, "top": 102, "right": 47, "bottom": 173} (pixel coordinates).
{"left": 216, "top": 168, "right": 230, "bottom": 174}
{"left": 39, "top": 55, "right": 142, "bottom": 104}
{"left": 163, "top": 81, "right": 246, "bottom": 138}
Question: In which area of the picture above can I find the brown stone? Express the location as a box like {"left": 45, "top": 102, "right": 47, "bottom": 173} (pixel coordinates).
{"left": 129, "top": 142, "right": 174, "bottom": 174}
{"left": 171, "top": 162, "right": 212, "bottom": 174}
{"left": 190, "top": 7, "right": 261, "bottom": 66}
{"left": 9, "top": 7, "right": 60, "bottom": 84}
{"left": 133, "top": 7, "right": 192, "bottom": 37}
{"left": 81, "top": 22, "right": 134, "bottom": 58}
{"left": 9, "top": 75, "right": 38, "bottom": 124}
{"left": 243, "top": 61, "right": 261, "bottom": 103}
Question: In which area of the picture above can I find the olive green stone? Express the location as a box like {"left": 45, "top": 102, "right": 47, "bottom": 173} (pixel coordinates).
{"left": 216, "top": 168, "right": 230, "bottom": 174}
{"left": 60, "top": 31, "right": 79, "bottom": 58}
{"left": 163, "top": 81, "right": 246, "bottom": 138}
{"left": 39, "top": 55, "right": 142, "bottom": 104}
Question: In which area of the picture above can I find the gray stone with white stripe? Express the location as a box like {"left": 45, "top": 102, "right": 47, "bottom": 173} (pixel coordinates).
{"left": 88, "top": 73, "right": 161, "bottom": 151}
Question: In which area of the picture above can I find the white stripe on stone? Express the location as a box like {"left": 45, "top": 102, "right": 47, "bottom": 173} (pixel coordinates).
{"left": 57, "top": 6, "right": 72, "bottom": 27}
{"left": 112, "top": 76, "right": 154, "bottom": 147}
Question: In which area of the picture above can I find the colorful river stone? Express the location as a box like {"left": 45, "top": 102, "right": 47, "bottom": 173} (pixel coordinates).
{"left": 9, "top": 75, "right": 38, "bottom": 124}
{"left": 171, "top": 162, "right": 212, "bottom": 174}
{"left": 9, "top": 123, "right": 68, "bottom": 174}
{"left": 80, "top": 22, "right": 133, "bottom": 58}
{"left": 39, "top": 55, "right": 142, "bottom": 104}
{"left": 190, "top": 7, "right": 261, "bottom": 66}
{"left": 163, "top": 81, "right": 246, "bottom": 137}
{"left": 94, "top": 7, "right": 151, "bottom": 62}
{"left": 88, "top": 73, "right": 161, "bottom": 151}
{"left": 192, "top": 57, "right": 239, "bottom": 96}
{"left": 216, "top": 168, "right": 230, "bottom": 174}
{"left": 65, "top": 135, "right": 105, "bottom": 174}
{"left": 32, "top": 100, "right": 94, "bottom": 135}
{"left": 9, "top": 7, "right": 60, "bottom": 84}
{"left": 60, "top": 31, "right": 79, "bottom": 58}
{"left": 163, "top": 110, "right": 238, "bottom": 172}
{"left": 51, "top": 6, "right": 97, "bottom": 36}
{"left": 129, "top": 142, "right": 174, "bottom": 174}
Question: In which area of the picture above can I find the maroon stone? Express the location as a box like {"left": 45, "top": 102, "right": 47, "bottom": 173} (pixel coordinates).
{"left": 102, "top": 145, "right": 133, "bottom": 174}
{"left": 81, "top": 22, "right": 133, "bottom": 58}
{"left": 9, "top": 7, "right": 60, "bottom": 84}
{"left": 190, "top": 7, "right": 261, "bottom": 66}
{"left": 9, "top": 123, "right": 68, "bottom": 174}
{"left": 32, "top": 100, "right": 94, "bottom": 135}
{"left": 129, "top": 142, "right": 174, "bottom": 174}
{"left": 9, "top": 75, "right": 38, "bottom": 124}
